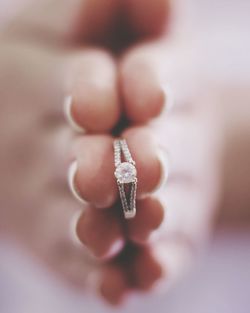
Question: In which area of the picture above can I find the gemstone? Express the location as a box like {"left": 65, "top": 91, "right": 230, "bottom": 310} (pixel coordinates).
{"left": 115, "top": 162, "right": 137, "bottom": 183}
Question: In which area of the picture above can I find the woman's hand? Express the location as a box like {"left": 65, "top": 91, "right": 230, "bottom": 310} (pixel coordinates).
{"left": 74, "top": 40, "right": 222, "bottom": 304}
{"left": 0, "top": 0, "right": 172, "bottom": 305}
{"left": 0, "top": 0, "right": 222, "bottom": 306}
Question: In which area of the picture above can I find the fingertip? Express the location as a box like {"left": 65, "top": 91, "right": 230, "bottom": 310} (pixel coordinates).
{"left": 99, "top": 266, "right": 129, "bottom": 306}
{"left": 69, "top": 209, "right": 85, "bottom": 247}
{"left": 74, "top": 135, "right": 118, "bottom": 208}
{"left": 125, "top": 0, "right": 170, "bottom": 37}
{"left": 127, "top": 197, "right": 165, "bottom": 244}
{"left": 132, "top": 247, "right": 164, "bottom": 291}
{"left": 71, "top": 80, "right": 120, "bottom": 132}
{"left": 65, "top": 50, "right": 120, "bottom": 133}
{"left": 122, "top": 127, "right": 163, "bottom": 196}
{"left": 76, "top": 207, "right": 124, "bottom": 259}
{"left": 121, "top": 59, "right": 165, "bottom": 123}
{"left": 102, "top": 239, "right": 125, "bottom": 260}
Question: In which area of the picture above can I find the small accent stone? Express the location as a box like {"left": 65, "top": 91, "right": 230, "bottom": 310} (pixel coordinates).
{"left": 115, "top": 162, "right": 137, "bottom": 183}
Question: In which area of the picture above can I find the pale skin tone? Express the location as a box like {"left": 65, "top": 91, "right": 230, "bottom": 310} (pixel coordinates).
{"left": 3, "top": 0, "right": 246, "bottom": 306}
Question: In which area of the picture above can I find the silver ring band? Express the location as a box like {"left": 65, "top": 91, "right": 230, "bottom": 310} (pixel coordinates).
{"left": 114, "top": 139, "right": 137, "bottom": 219}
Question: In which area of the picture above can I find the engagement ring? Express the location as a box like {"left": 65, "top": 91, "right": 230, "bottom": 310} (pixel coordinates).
{"left": 114, "top": 139, "right": 137, "bottom": 219}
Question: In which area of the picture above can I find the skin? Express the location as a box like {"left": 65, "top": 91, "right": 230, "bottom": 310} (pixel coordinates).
{"left": 0, "top": 0, "right": 231, "bottom": 306}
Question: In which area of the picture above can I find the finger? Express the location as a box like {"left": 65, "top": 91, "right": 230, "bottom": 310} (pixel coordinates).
{"left": 124, "top": 0, "right": 170, "bottom": 37}
{"left": 70, "top": 134, "right": 117, "bottom": 208}
{"left": 0, "top": 44, "right": 120, "bottom": 132}
{"left": 69, "top": 127, "right": 168, "bottom": 207}
{"left": 64, "top": 49, "right": 120, "bottom": 133}
{"left": 76, "top": 205, "right": 124, "bottom": 259}
{"left": 122, "top": 126, "right": 169, "bottom": 196}
{"left": 120, "top": 43, "right": 169, "bottom": 123}
{"left": 75, "top": 197, "right": 164, "bottom": 258}
{"left": 126, "top": 197, "right": 165, "bottom": 244}
{"left": 131, "top": 246, "right": 163, "bottom": 291}
{"left": 99, "top": 264, "right": 130, "bottom": 306}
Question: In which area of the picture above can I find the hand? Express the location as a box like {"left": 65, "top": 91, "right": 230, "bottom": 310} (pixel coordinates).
{"left": 73, "top": 40, "right": 222, "bottom": 304}
{"left": 0, "top": 0, "right": 221, "bottom": 306}
{"left": 0, "top": 0, "right": 171, "bottom": 305}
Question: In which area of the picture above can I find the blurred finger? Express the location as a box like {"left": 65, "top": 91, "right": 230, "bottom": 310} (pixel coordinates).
{"left": 120, "top": 43, "right": 170, "bottom": 123}
{"left": 131, "top": 246, "right": 163, "bottom": 291}
{"left": 99, "top": 264, "right": 130, "bottom": 306}
{"left": 126, "top": 197, "right": 165, "bottom": 244}
{"left": 69, "top": 134, "right": 117, "bottom": 208}
{"left": 64, "top": 49, "right": 120, "bottom": 133}
{"left": 122, "top": 126, "right": 169, "bottom": 196}
{"left": 124, "top": 0, "right": 170, "bottom": 37}
{"left": 76, "top": 205, "right": 124, "bottom": 259}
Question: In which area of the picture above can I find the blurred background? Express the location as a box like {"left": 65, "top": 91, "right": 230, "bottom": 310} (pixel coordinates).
{"left": 0, "top": 0, "right": 250, "bottom": 312}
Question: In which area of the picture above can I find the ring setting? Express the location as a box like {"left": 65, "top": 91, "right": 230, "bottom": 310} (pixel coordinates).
{"left": 114, "top": 139, "right": 137, "bottom": 219}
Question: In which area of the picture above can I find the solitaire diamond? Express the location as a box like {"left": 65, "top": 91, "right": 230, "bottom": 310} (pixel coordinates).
{"left": 115, "top": 162, "right": 137, "bottom": 184}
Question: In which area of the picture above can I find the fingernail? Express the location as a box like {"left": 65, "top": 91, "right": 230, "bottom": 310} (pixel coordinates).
{"left": 161, "top": 84, "right": 175, "bottom": 113}
{"left": 94, "top": 194, "right": 116, "bottom": 210}
{"left": 68, "top": 161, "right": 87, "bottom": 204}
{"left": 102, "top": 239, "right": 124, "bottom": 260}
{"left": 69, "top": 210, "right": 83, "bottom": 247}
{"left": 153, "top": 148, "right": 170, "bottom": 193}
{"left": 63, "top": 95, "right": 86, "bottom": 133}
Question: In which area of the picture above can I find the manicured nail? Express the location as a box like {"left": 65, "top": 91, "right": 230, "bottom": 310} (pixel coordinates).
{"left": 153, "top": 148, "right": 170, "bottom": 193}
{"left": 68, "top": 161, "right": 87, "bottom": 204}
{"left": 69, "top": 210, "right": 83, "bottom": 247}
{"left": 94, "top": 194, "right": 116, "bottom": 210}
{"left": 102, "top": 239, "right": 124, "bottom": 260}
{"left": 161, "top": 84, "right": 175, "bottom": 112}
{"left": 63, "top": 95, "right": 85, "bottom": 133}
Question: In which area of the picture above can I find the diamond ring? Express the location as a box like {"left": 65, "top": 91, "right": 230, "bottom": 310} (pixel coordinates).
{"left": 114, "top": 139, "right": 137, "bottom": 219}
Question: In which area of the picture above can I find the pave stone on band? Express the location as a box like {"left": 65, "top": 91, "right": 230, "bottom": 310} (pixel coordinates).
{"left": 114, "top": 139, "right": 137, "bottom": 219}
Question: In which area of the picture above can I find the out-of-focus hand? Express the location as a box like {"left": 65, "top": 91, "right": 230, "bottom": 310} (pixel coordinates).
{"left": 74, "top": 39, "right": 222, "bottom": 304}
{"left": 0, "top": 0, "right": 173, "bottom": 306}
{"left": 0, "top": 0, "right": 222, "bottom": 306}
